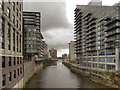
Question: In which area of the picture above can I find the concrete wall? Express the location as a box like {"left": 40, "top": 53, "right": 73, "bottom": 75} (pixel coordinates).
{"left": 13, "top": 78, "right": 24, "bottom": 88}
{"left": 24, "top": 57, "right": 43, "bottom": 84}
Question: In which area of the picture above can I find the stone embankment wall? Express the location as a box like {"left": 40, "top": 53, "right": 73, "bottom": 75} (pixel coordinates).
{"left": 62, "top": 61, "right": 119, "bottom": 88}
{"left": 24, "top": 57, "right": 43, "bottom": 87}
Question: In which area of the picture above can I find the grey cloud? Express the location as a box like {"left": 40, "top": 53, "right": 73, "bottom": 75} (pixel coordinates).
{"left": 23, "top": 2, "right": 74, "bottom": 51}
{"left": 23, "top": 2, "right": 72, "bottom": 31}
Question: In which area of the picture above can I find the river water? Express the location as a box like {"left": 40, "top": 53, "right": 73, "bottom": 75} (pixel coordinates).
{"left": 26, "top": 60, "right": 104, "bottom": 88}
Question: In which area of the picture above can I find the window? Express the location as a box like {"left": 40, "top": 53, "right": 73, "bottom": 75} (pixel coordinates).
{"left": 13, "top": 15, "right": 15, "bottom": 24}
{"left": 17, "top": 57, "right": 19, "bottom": 64}
{"left": 2, "top": 1, "right": 4, "bottom": 11}
{"left": 13, "top": 2, "right": 15, "bottom": 11}
{"left": 19, "top": 14, "right": 21, "bottom": 21}
{"left": 13, "top": 57, "right": 16, "bottom": 65}
{"left": 17, "top": 32, "right": 19, "bottom": 52}
{"left": 14, "top": 70, "right": 16, "bottom": 78}
{"left": 20, "top": 4, "right": 21, "bottom": 11}
{"left": 20, "top": 57, "right": 22, "bottom": 64}
{"left": 13, "top": 29, "right": 15, "bottom": 51}
{"left": 20, "top": 35, "right": 21, "bottom": 53}
{"left": 2, "top": 74, "right": 6, "bottom": 87}
{"left": 2, "top": 17, "right": 5, "bottom": 49}
{"left": 17, "top": 69, "right": 19, "bottom": 76}
{"left": 20, "top": 68, "right": 22, "bottom": 74}
{"left": 9, "top": 57, "right": 11, "bottom": 66}
{"left": 17, "top": 9, "right": 18, "bottom": 16}
{"left": 7, "top": 8, "right": 10, "bottom": 18}
{"left": 8, "top": 24, "right": 11, "bottom": 50}
{"left": 9, "top": 72, "right": 12, "bottom": 82}
{"left": 2, "top": 56, "right": 5, "bottom": 68}
{"left": 17, "top": 20, "right": 18, "bottom": 28}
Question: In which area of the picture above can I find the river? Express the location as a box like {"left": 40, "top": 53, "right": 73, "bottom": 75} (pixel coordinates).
{"left": 26, "top": 60, "right": 104, "bottom": 88}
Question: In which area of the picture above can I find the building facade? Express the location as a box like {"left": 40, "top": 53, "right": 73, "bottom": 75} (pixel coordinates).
{"left": 74, "top": 0, "right": 120, "bottom": 71}
{"left": 42, "top": 41, "right": 48, "bottom": 58}
{"left": 23, "top": 11, "right": 44, "bottom": 60}
{"left": 0, "top": 1, "right": 23, "bottom": 89}
{"left": 69, "top": 41, "right": 76, "bottom": 62}
{"left": 49, "top": 48, "right": 57, "bottom": 59}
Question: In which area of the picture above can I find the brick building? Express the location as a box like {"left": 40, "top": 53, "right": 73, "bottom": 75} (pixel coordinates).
{"left": 0, "top": 1, "right": 23, "bottom": 89}
{"left": 49, "top": 48, "right": 57, "bottom": 59}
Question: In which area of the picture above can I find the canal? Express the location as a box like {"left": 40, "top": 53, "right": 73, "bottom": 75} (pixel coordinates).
{"left": 26, "top": 60, "right": 104, "bottom": 88}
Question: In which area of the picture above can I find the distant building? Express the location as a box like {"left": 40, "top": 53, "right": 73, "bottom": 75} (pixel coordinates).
{"left": 49, "top": 48, "right": 57, "bottom": 58}
{"left": 23, "top": 11, "right": 44, "bottom": 60}
{"left": 62, "top": 54, "right": 68, "bottom": 60}
{"left": 69, "top": 41, "right": 76, "bottom": 62}
{"left": 0, "top": 1, "right": 24, "bottom": 89}
{"left": 74, "top": 0, "right": 120, "bottom": 71}
{"left": 42, "top": 41, "right": 48, "bottom": 58}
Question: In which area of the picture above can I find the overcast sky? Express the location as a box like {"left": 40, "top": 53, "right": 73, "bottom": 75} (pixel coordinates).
{"left": 23, "top": 0, "right": 120, "bottom": 57}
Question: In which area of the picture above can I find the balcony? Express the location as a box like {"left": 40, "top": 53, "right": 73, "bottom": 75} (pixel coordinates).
{"left": 105, "top": 17, "right": 120, "bottom": 26}
{"left": 105, "top": 45, "right": 115, "bottom": 49}
{"left": 105, "top": 38, "right": 116, "bottom": 43}
{"left": 105, "top": 23, "right": 120, "bottom": 32}
{"left": 106, "top": 30, "right": 120, "bottom": 37}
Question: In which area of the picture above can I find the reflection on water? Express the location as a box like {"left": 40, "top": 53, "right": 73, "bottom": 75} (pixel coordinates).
{"left": 26, "top": 60, "right": 104, "bottom": 88}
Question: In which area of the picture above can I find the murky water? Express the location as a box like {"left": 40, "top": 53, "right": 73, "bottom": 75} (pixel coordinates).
{"left": 26, "top": 60, "right": 104, "bottom": 88}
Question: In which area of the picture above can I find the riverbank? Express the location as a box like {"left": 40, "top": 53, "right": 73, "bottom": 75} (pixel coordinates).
{"left": 62, "top": 61, "right": 119, "bottom": 88}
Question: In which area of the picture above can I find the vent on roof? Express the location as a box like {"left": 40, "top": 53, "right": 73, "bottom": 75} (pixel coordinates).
{"left": 88, "top": 0, "right": 102, "bottom": 6}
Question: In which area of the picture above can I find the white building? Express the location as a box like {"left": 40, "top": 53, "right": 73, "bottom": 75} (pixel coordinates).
{"left": 69, "top": 41, "right": 76, "bottom": 62}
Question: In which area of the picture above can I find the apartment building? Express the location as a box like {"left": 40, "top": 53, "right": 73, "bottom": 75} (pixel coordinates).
{"left": 74, "top": 0, "right": 120, "bottom": 71}
{"left": 23, "top": 11, "right": 44, "bottom": 60}
{"left": 0, "top": 1, "right": 23, "bottom": 89}
{"left": 69, "top": 41, "right": 76, "bottom": 62}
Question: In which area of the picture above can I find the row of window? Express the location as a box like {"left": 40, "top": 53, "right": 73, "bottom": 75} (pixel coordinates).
{"left": 81, "top": 62, "right": 116, "bottom": 70}
{"left": 2, "top": 56, "right": 23, "bottom": 68}
{"left": 2, "top": 17, "right": 22, "bottom": 53}
{"left": 2, "top": 68, "right": 23, "bottom": 87}
{"left": 2, "top": 2, "right": 22, "bottom": 29}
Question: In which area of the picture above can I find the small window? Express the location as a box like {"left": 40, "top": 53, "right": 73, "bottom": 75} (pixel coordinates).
{"left": 9, "top": 72, "right": 12, "bottom": 82}
{"left": 14, "top": 70, "right": 16, "bottom": 78}
{"left": 13, "top": 15, "right": 15, "bottom": 24}
{"left": 9, "top": 57, "right": 11, "bottom": 66}
{"left": 7, "top": 8, "right": 10, "bottom": 18}
{"left": 13, "top": 2, "right": 15, "bottom": 11}
{"left": 17, "top": 57, "right": 19, "bottom": 64}
{"left": 13, "top": 57, "right": 16, "bottom": 65}
{"left": 20, "top": 57, "right": 22, "bottom": 64}
{"left": 2, "top": 56, "right": 5, "bottom": 68}
{"left": 17, "top": 9, "right": 18, "bottom": 16}
{"left": 17, "top": 69, "right": 19, "bottom": 76}
{"left": 20, "top": 68, "right": 22, "bottom": 74}
{"left": 2, "top": 74, "right": 6, "bottom": 87}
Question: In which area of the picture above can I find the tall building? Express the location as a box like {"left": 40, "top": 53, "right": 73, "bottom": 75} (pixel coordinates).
{"left": 42, "top": 41, "right": 48, "bottom": 58}
{"left": 74, "top": 0, "right": 120, "bottom": 71}
{"left": 49, "top": 48, "right": 57, "bottom": 59}
{"left": 23, "top": 11, "right": 44, "bottom": 60}
{"left": 0, "top": 1, "right": 23, "bottom": 89}
{"left": 69, "top": 41, "right": 76, "bottom": 62}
